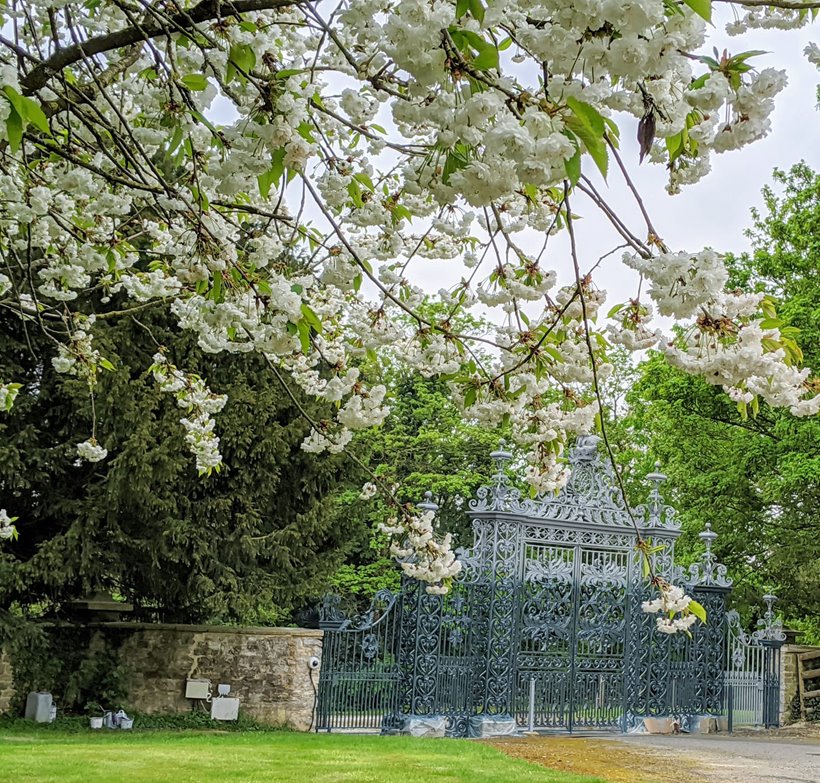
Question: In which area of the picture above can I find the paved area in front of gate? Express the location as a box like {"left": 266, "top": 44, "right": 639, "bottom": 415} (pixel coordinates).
{"left": 488, "top": 730, "right": 820, "bottom": 783}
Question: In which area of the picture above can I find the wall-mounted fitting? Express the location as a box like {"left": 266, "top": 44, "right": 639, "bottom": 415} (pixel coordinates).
{"left": 217, "top": 683, "right": 231, "bottom": 697}
{"left": 308, "top": 656, "right": 320, "bottom": 670}
{"left": 185, "top": 678, "right": 211, "bottom": 700}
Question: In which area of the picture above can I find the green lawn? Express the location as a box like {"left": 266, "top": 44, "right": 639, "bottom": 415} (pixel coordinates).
{"left": 0, "top": 727, "right": 606, "bottom": 783}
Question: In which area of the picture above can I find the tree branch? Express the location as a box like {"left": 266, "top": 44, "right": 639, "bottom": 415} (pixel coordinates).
{"left": 717, "top": 0, "right": 820, "bottom": 8}
{"left": 18, "top": 0, "right": 303, "bottom": 95}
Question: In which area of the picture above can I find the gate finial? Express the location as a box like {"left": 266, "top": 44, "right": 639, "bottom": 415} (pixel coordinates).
{"left": 753, "top": 592, "right": 786, "bottom": 642}
{"left": 684, "top": 522, "right": 732, "bottom": 587}
{"left": 417, "top": 490, "right": 439, "bottom": 512}
{"left": 646, "top": 461, "right": 667, "bottom": 525}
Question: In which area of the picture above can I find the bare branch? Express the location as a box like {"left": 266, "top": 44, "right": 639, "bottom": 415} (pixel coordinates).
{"left": 716, "top": 0, "right": 820, "bottom": 8}
{"left": 18, "top": 0, "right": 303, "bottom": 95}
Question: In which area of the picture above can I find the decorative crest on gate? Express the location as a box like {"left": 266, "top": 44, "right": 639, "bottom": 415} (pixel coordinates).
{"left": 469, "top": 435, "right": 680, "bottom": 532}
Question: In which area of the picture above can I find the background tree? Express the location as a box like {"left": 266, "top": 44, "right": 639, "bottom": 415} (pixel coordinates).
{"left": 329, "top": 368, "right": 504, "bottom": 605}
{"left": 0, "top": 305, "right": 358, "bottom": 624}
{"left": 621, "top": 163, "right": 820, "bottom": 639}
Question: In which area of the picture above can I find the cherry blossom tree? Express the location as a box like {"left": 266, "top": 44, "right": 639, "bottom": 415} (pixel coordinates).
{"left": 1, "top": 0, "right": 819, "bottom": 605}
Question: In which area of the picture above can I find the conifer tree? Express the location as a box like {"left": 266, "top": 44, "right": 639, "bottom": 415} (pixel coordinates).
{"left": 0, "top": 306, "right": 356, "bottom": 623}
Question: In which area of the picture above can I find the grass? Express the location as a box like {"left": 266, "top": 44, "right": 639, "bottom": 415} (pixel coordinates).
{"left": 0, "top": 722, "right": 606, "bottom": 783}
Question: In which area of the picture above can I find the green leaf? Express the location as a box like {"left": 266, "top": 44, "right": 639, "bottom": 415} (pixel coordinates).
{"left": 6, "top": 107, "right": 22, "bottom": 152}
{"left": 464, "top": 387, "right": 477, "bottom": 407}
{"left": 297, "top": 320, "right": 312, "bottom": 354}
{"left": 257, "top": 148, "right": 286, "bottom": 198}
{"left": 353, "top": 171, "right": 375, "bottom": 191}
{"left": 472, "top": 44, "right": 499, "bottom": 71}
{"left": 682, "top": 0, "right": 712, "bottom": 23}
{"left": 455, "top": 0, "right": 470, "bottom": 18}
{"left": 227, "top": 43, "right": 257, "bottom": 84}
{"left": 297, "top": 121, "right": 316, "bottom": 144}
{"left": 607, "top": 303, "right": 625, "bottom": 319}
{"left": 211, "top": 271, "right": 223, "bottom": 303}
{"left": 300, "top": 303, "right": 323, "bottom": 333}
{"left": 181, "top": 74, "right": 209, "bottom": 91}
{"left": 688, "top": 599, "right": 707, "bottom": 624}
{"left": 565, "top": 97, "right": 608, "bottom": 180}
{"left": 21, "top": 96, "right": 49, "bottom": 134}
{"left": 99, "top": 358, "right": 116, "bottom": 372}
{"left": 563, "top": 142, "right": 582, "bottom": 186}
{"left": 759, "top": 318, "right": 784, "bottom": 330}
{"left": 347, "top": 179, "right": 363, "bottom": 208}
{"left": 468, "top": 0, "right": 485, "bottom": 23}
{"left": 690, "top": 73, "right": 709, "bottom": 90}
{"left": 274, "top": 68, "right": 303, "bottom": 80}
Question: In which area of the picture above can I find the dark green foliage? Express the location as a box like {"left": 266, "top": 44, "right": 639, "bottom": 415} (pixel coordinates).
{"left": 0, "top": 305, "right": 357, "bottom": 624}
{"left": 328, "top": 371, "right": 504, "bottom": 604}
{"left": 3, "top": 625, "right": 131, "bottom": 715}
{"left": 622, "top": 163, "right": 820, "bottom": 639}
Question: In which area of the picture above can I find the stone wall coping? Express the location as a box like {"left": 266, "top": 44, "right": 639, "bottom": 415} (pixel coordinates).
{"left": 85, "top": 622, "right": 324, "bottom": 638}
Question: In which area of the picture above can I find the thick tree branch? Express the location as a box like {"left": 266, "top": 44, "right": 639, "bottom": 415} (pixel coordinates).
{"left": 718, "top": 0, "right": 820, "bottom": 8}
{"left": 18, "top": 0, "right": 303, "bottom": 95}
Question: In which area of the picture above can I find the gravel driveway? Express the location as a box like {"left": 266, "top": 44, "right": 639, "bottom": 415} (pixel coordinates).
{"left": 613, "top": 734, "right": 820, "bottom": 783}
{"left": 487, "top": 730, "right": 820, "bottom": 783}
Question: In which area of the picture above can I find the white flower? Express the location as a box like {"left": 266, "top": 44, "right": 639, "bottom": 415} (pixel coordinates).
{"left": 359, "top": 482, "right": 378, "bottom": 500}
{"left": 76, "top": 438, "right": 108, "bottom": 463}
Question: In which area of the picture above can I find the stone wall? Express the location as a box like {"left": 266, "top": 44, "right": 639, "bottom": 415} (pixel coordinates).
{"left": 103, "top": 623, "right": 323, "bottom": 730}
{"left": 1, "top": 623, "right": 323, "bottom": 730}
{"left": 0, "top": 646, "right": 13, "bottom": 715}
{"left": 780, "top": 643, "right": 820, "bottom": 724}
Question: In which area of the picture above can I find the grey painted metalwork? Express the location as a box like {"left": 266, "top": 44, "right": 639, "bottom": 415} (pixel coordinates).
{"left": 316, "top": 589, "right": 401, "bottom": 732}
{"left": 724, "top": 594, "right": 786, "bottom": 729}
{"left": 318, "top": 436, "right": 738, "bottom": 736}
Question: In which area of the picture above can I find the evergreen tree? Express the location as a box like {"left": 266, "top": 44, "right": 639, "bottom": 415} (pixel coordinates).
{"left": 0, "top": 306, "right": 357, "bottom": 623}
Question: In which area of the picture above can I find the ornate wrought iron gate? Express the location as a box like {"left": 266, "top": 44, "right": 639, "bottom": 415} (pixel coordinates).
{"left": 318, "top": 436, "right": 733, "bottom": 736}
{"left": 315, "top": 591, "right": 401, "bottom": 732}
{"left": 724, "top": 596, "right": 786, "bottom": 728}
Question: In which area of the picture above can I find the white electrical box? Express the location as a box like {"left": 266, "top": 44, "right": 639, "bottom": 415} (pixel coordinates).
{"left": 185, "top": 679, "right": 211, "bottom": 700}
{"left": 211, "top": 697, "right": 240, "bottom": 721}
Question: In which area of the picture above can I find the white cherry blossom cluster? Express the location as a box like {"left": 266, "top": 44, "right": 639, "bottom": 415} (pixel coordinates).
{"left": 76, "top": 438, "right": 108, "bottom": 464}
{"left": 0, "top": 0, "right": 818, "bottom": 590}
{"left": 623, "top": 250, "right": 728, "bottom": 319}
{"left": 51, "top": 317, "right": 103, "bottom": 387}
{"left": 359, "top": 482, "right": 378, "bottom": 500}
{"left": 642, "top": 583, "right": 699, "bottom": 635}
{"left": 0, "top": 509, "right": 18, "bottom": 541}
{"left": 614, "top": 250, "right": 818, "bottom": 416}
{"left": 727, "top": 7, "right": 814, "bottom": 35}
{"left": 151, "top": 353, "right": 227, "bottom": 475}
{"left": 380, "top": 510, "right": 462, "bottom": 594}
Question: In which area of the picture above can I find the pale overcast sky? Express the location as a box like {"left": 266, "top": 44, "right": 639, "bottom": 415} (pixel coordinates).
{"left": 408, "top": 11, "right": 820, "bottom": 310}
{"left": 209, "top": 12, "right": 819, "bottom": 314}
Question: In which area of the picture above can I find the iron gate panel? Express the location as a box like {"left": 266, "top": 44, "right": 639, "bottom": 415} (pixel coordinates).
{"left": 316, "top": 590, "right": 401, "bottom": 732}
{"left": 515, "top": 544, "right": 630, "bottom": 729}
{"left": 724, "top": 602, "right": 785, "bottom": 728}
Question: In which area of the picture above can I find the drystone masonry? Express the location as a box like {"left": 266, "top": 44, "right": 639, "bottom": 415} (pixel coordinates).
{"left": 109, "top": 623, "right": 323, "bottom": 729}
{"left": 0, "top": 647, "right": 13, "bottom": 715}
{"left": 1, "top": 624, "right": 322, "bottom": 730}
{"left": 780, "top": 643, "right": 820, "bottom": 724}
